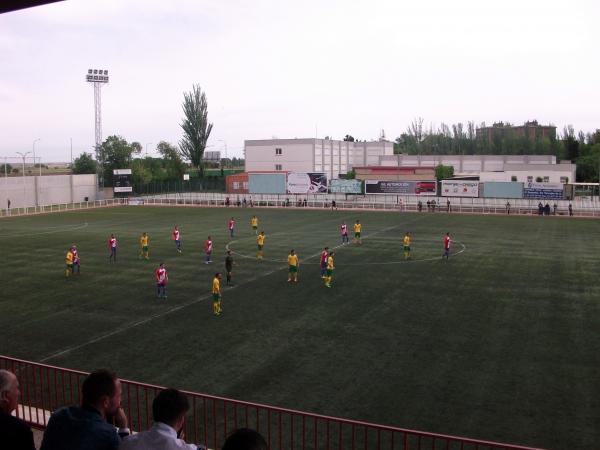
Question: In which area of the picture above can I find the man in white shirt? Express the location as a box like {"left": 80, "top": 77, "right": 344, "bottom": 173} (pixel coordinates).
{"left": 120, "top": 389, "right": 198, "bottom": 450}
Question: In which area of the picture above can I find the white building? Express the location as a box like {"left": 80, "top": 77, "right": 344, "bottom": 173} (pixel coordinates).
{"left": 244, "top": 138, "right": 394, "bottom": 179}
{"left": 378, "top": 154, "right": 575, "bottom": 184}
{"left": 479, "top": 163, "right": 575, "bottom": 184}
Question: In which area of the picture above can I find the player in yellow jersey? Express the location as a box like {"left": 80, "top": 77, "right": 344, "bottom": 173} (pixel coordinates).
{"left": 212, "top": 272, "right": 222, "bottom": 315}
{"left": 353, "top": 220, "right": 362, "bottom": 245}
{"left": 324, "top": 251, "right": 335, "bottom": 287}
{"left": 287, "top": 249, "right": 299, "bottom": 283}
{"left": 403, "top": 232, "right": 412, "bottom": 260}
{"left": 257, "top": 231, "right": 265, "bottom": 259}
{"left": 250, "top": 215, "right": 259, "bottom": 235}
{"left": 65, "top": 247, "right": 74, "bottom": 277}
{"left": 139, "top": 232, "right": 150, "bottom": 260}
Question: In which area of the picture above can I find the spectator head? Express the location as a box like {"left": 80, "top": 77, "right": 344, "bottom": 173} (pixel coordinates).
{"left": 0, "top": 369, "right": 20, "bottom": 414}
{"left": 152, "top": 389, "right": 189, "bottom": 432}
{"left": 222, "top": 428, "right": 267, "bottom": 450}
{"left": 81, "top": 369, "right": 122, "bottom": 419}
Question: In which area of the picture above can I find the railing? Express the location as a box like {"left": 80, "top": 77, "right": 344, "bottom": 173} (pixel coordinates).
{"left": 1, "top": 355, "right": 543, "bottom": 450}
{"left": 0, "top": 198, "right": 128, "bottom": 218}
{"left": 1, "top": 194, "right": 599, "bottom": 218}
{"left": 140, "top": 194, "right": 600, "bottom": 218}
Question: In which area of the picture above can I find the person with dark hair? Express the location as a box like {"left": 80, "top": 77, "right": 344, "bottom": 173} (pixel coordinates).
{"left": 41, "top": 369, "right": 129, "bottom": 450}
{"left": 212, "top": 273, "right": 222, "bottom": 316}
{"left": 222, "top": 428, "right": 267, "bottom": 450}
{"left": 0, "top": 369, "right": 35, "bottom": 450}
{"left": 443, "top": 232, "right": 452, "bottom": 260}
{"left": 225, "top": 250, "right": 235, "bottom": 286}
{"left": 120, "top": 389, "right": 197, "bottom": 450}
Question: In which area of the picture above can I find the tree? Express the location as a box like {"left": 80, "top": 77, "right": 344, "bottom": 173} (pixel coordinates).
{"left": 72, "top": 152, "right": 98, "bottom": 174}
{"left": 179, "top": 84, "right": 213, "bottom": 175}
{"left": 0, "top": 163, "right": 12, "bottom": 176}
{"left": 435, "top": 164, "right": 454, "bottom": 181}
{"left": 131, "top": 142, "right": 143, "bottom": 153}
{"left": 101, "top": 135, "right": 138, "bottom": 186}
{"left": 157, "top": 140, "right": 186, "bottom": 178}
{"left": 343, "top": 135, "right": 355, "bottom": 142}
{"left": 576, "top": 143, "right": 600, "bottom": 182}
{"left": 131, "top": 159, "right": 153, "bottom": 186}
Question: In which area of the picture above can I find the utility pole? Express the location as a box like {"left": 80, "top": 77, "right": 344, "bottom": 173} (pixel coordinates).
{"left": 16, "top": 151, "right": 31, "bottom": 207}
{"left": 33, "top": 138, "right": 41, "bottom": 176}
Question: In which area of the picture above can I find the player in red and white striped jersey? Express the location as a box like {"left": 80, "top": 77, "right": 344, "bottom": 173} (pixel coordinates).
{"left": 320, "top": 247, "right": 329, "bottom": 278}
{"left": 204, "top": 236, "right": 213, "bottom": 264}
{"left": 107, "top": 234, "right": 117, "bottom": 263}
{"left": 155, "top": 263, "right": 168, "bottom": 299}
{"left": 340, "top": 222, "right": 349, "bottom": 245}
{"left": 443, "top": 232, "right": 452, "bottom": 260}
{"left": 172, "top": 226, "right": 182, "bottom": 253}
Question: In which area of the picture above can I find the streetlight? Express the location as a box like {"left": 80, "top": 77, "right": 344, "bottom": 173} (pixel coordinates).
{"left": 217, "top": 140, "right": 228, "bottom": 168}
{"left": 16, "top": 151, "right": 31, "bottom": 207}
{"left": 33, "top": 138, "right": 41, "bottom": 176}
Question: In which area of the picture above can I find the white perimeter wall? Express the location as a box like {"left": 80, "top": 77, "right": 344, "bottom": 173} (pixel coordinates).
{"left": 0, "top": 174, "right": 98, "bottom": 209}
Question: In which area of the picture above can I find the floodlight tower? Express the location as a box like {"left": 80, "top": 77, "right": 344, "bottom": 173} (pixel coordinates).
{"left": 85, "top": 68, "right": 109, "bottom": 186}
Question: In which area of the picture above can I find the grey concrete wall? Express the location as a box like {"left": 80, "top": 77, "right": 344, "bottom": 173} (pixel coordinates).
{"left": 0, "top": 174, "right": 98, "bottom": 209}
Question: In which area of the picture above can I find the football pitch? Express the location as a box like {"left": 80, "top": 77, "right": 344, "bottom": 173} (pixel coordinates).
{"left": 1, "top": 206, "right": 599, "bottom": 450}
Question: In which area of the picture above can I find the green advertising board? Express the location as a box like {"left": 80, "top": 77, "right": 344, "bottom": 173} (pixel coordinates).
{"left": 330, "top": 179, "right": 363, "bottom": 194}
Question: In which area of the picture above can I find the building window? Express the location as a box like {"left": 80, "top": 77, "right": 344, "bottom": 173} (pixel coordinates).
{"left": 275, "top": 164, "right": 282, "bottom": 171}
{"left": 511, "top": 176, "right": 517, "bottom": 182}
{"left": 543, "top": 176, "right": 549, "bottom": 182}
{"left": 560, "top": 176, "right": 569, "bottom": 184}
{"left": 275, "top": 148, "right": 282, "bottom": 155}
{"left": 527, "top": 176, "right": 533, "bottom": 182}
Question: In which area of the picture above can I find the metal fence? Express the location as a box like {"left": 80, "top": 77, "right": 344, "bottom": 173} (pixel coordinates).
{"left": 140, "top": 193, "right": 600, "bottom": 217}
{"left": 134, "top": 178, "right": 225, "bottom": 196}
{"left": 1, "top": 355, "right": 543, "bottom": 450}
{"left": 0, "top": 198, "right": 128, "bottom": 218}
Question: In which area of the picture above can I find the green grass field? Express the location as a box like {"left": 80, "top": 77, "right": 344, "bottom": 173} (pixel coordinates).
{"left": 1, "top": 206, "right": 599, "bottom": 450}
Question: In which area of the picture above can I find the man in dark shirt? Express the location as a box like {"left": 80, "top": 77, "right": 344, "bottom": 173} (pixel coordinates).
{"left": 41, "top": 369, "right": 130, "bottom": 450}
{"left": 0, "top": 369, "right": 35, "bottom": 450}
{"left": 225, "top": 250, "right": 235, "bottom": 286}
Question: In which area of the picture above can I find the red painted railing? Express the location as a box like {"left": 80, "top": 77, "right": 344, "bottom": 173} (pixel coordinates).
{"left": 1, "top": 355, "right": 544, "bottom": 450}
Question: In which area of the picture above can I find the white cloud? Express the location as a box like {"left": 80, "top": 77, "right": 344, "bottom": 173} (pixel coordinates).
{"left": 0, "top": 0, "right": 598, "bottom": 161}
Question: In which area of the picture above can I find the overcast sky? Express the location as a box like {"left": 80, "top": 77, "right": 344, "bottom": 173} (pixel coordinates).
{"left": 1, "top": 0, "right": 598, "bottom": 162}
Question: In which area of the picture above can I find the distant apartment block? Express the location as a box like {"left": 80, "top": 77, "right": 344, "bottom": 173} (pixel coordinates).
{"left": 476, "top": 120, "right": 556, "bottom": 144}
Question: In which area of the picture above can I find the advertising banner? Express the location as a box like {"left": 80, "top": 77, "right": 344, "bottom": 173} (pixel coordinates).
{"left": 329, "top": 179, "right": 363, "bottom": 194}
{"left": 113, "top": 169, "right": 132, "bottom": 193}
{"left": 482, "top": 182, "right": 523, "bottom": 198}
{"left": 523, "top": 182, "right": 564, "bottom": 200}
{"left": 441, "top": 180, "right": 479, "bottom": 198}
{"left": 365, "top": 180, "right": 436, "bottom": 195}
{"left": 287, "top": 172, "right": 328, "bottom": 194}
{"left": 248, "top": 173, "right": 287, "bottom": 194}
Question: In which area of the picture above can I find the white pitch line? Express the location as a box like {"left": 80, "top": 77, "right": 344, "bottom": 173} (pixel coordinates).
{"left": 0, "top": 222, "right": 88, "bottom": 238}
{"left": 341, "top": 241, "right": 467, "bottom": 265}
{"left": 39, "top": 223, "right": 403, "bottom": 363}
